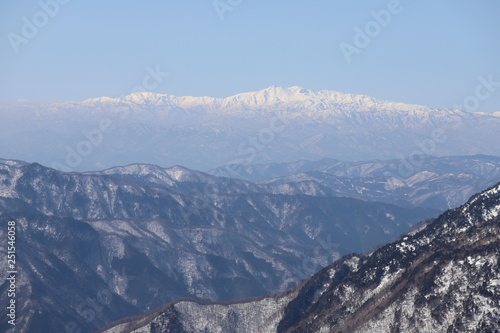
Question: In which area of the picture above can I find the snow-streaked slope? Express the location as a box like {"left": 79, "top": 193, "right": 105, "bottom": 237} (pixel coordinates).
{"left": 0, "top": 159, "right": 439, "bottom": 333}
{"left": 100, "top": 182, "right": 500, "bottom": 333}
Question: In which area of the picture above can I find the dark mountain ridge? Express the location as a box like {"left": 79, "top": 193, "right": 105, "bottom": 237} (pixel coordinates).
{"left": 0, "top": 159, "right": 438, "bottom": 333}
{"left": 99, "top": 181, "right": 500, "bottom": 333}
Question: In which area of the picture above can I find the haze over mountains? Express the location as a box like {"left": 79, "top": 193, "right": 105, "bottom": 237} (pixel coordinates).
{"left": 1, "top": 86, "right": 499, "bottom": 333}
{"left": 1, "top": 86, "right": 499, "bottom": 172}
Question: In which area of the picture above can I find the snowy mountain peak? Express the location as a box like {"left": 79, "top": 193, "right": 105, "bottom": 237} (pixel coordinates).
{"left": 164, "top": 165, "right": 191, "bottom": 179}
{"left": 124, "top": 91, "right": 164, "bottom": 103}
{"left": 80, "top": 86, "right": 428, "bottom": 112}
{"left": 164, "top": 165, "right": 214, "bottom": 182}
{"left": 226, "top": 86, "right": 433, "bottom": 112}
{"left": 223, "top": 85, "right": 318, "bottom": 106}
{"left": 245, "top": 85, "right": 312, "bottom": 98}
{"left": 99, "top": 163, "right": 167, "bottom": 176}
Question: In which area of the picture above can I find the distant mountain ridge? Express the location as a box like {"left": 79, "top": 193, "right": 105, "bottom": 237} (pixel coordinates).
{"left": 209, "top": 154, "right": 500, "bottom": 181}
{"left": 211, "top": 155, "right": 500, "bottom": 210}
{"left": 1, "top": 86, "right": 499, "bottom": 171}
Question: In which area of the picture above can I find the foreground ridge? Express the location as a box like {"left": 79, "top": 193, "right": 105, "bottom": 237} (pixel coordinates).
{"left": 100, "top": 182, "right": 500, "bottom": 333}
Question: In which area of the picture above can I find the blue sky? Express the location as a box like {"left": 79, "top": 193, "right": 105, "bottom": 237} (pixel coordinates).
{"left": 1, "top": 0, "right": 499, "bottom": 112}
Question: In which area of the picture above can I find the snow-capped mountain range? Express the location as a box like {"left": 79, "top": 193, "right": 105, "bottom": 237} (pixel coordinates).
{"left": 1, "top": 86, "right": 499, "bottom": 171}
{"left": 82, "top": 86, "right": 427, "bottom": 113}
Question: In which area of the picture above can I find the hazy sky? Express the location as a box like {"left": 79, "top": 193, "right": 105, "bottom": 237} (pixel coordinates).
{"left": 1, "top": 0, "right": 499, "bottom": 112}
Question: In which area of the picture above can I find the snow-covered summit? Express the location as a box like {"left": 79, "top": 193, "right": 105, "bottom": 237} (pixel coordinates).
{"left": 81, "top": 86, "right": 429, "bottom": 113}
{"left": 2, "top": 86, "right": 499, "bottom": 172}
